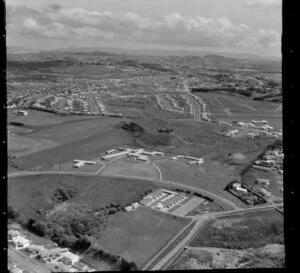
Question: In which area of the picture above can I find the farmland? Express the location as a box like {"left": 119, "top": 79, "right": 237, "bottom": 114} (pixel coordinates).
{"left": 95, "top": 206, "right": 191, "bottom": 268}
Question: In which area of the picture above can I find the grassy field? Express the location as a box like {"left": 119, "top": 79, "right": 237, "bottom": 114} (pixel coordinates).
{"left": 189, "top": 209, "right": 283, "bottom": 249}
{"left": 102, "top": 158, "right": 159, "bottom": 179}
{"left": 8, "top": 174, "right": 158, "bottom": 220}
{"left": 10, "top": 119, "right": 128, "bottom": 171}
{"left": 95, "top": 206, "right": 191, "bottom": 268}
{"left": 8, "top": 134, "right": 60, "bottom": 158}
{"left": 155, "top": 159, "right": 245, "bottom": 206}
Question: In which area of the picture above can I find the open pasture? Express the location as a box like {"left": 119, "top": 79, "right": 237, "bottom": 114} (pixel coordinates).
{"left": 95, "top": 206, "right": 191, "bottom": 268}
{"left": 102, "top": 158, "right": 159, "bottom": 179}
{"left": 14, "top": 125, "right": 128, "bottom": 170}
{"left": 8, "top": 174, "right": 158, "bottom": 220}
{"left": 8, "top": 134, "right": 60, "bottom": 158}
{"left": 155, "top": 159, "right": 245, "bottom": 206}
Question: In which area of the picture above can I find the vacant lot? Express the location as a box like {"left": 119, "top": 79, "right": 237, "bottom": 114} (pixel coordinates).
{"left": 155, "top": 159, "right": 244, "bottom": 206}
{"left": 189, "top": 209, "right": 283, "bottom": 249}
{"left": 8, "top": 174, "right": 158, "bottom": 220}
{"left": 102, "top": 158, "right": 159, "bottom": 179}
{"left": 95, "top": 206, "right": 191, "bottom": 268}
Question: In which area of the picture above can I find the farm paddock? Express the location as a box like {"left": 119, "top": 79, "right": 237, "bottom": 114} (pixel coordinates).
{"left": 95, "top": 206, "right": 191, "bottom": 268}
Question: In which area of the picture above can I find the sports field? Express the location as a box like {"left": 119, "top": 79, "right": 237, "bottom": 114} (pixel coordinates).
{"left": 8, "top": 174, "right": 158, "bottom": 220}
{"left": 102, "top": 158, "right": 159, "bottom": 179}
{"left": 95, "top": 206, "right": 191, "bottom": 268}
{"left": 155, "top": 159, "right": 245, "bottom": 206}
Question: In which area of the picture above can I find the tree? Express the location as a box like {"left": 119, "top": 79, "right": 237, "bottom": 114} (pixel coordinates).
{"left": 8, "top": 206, "right": 19, "bottom": 220}
{"left": 32, "top": 221, "right": 48, "bottom": 236}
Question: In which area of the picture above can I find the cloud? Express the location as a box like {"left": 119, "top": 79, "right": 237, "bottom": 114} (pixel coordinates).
{"left": 48, "top": 3, "right": 62, "bottom": 12}
{"left": 6, "top": 4, "right": 281, "bottom": 48}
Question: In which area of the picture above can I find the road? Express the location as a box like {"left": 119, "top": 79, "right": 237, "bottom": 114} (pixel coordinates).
{"left": 8, "top": 170, "right": 239, "bottom": 210}
{"left": 149, "top": 203, "right": 283, "bottom": 271}
{"left": 8, "top": 247, "right": 53, "bottom": 273}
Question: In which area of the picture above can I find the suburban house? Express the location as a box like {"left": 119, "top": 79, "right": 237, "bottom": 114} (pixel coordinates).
{"left": 11, "top": 236, "right": 31, "bottom": 250}
{"left": 39, "top": 248, "right": 69, "bottom": 263}
{"left": 26, "top": 245, "right": 45, "bottom": 257}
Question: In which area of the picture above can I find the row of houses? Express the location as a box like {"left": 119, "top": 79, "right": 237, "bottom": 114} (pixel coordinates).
{"left": 8, "top": 230, "right": 94, "bottom": 272}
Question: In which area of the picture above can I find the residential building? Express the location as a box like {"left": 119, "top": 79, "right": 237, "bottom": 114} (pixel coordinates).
{"left": 124, "top": 206, "right": 133, "bottom": 212}
{"left": 39, "top": 248, "right": 68, "bottom": 263}
{"left": 11, "top": 236, "right": 31, "bottom": 250}
{"left": 26, "top": 245, "right": 45, "bottom": 257}
{"left": 132, "top": 202, "right": 139, "bottom": 209}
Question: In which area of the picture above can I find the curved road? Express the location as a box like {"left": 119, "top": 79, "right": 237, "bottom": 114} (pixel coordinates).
{"left": 8, "top": 169, "right": 238, "bottom": 209}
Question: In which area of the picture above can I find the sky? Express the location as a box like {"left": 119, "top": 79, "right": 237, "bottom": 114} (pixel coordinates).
{"left": 6, "top": 0, "right": 282, "bottom": 57}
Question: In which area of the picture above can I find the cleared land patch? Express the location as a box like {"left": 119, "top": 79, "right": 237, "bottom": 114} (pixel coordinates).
{"left": 95, "top": 206, "right": 191, "bottom": 268}
{"left": 102, "top": 158, "right": 159, "bottom": 179}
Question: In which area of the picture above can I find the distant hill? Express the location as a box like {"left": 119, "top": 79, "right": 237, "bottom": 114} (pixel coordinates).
{"left": 7, "top": 45, "right": 280, "bottom": 62}
{"left": 53, "top": 46, "right": 280, "bottom": 62}
{"left": 7, "top": 46, "right": 41, "bottom": 54}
